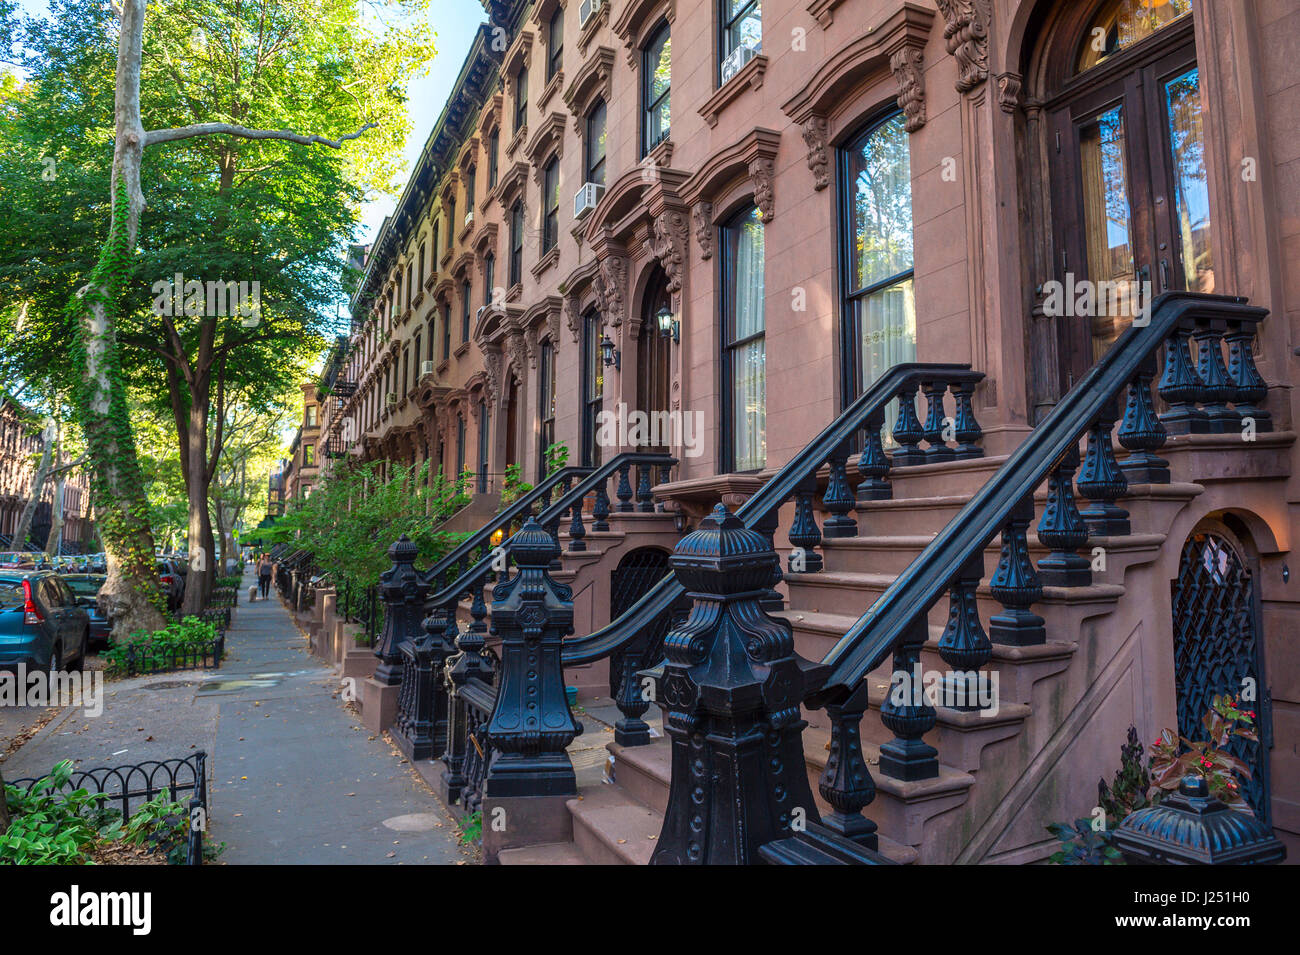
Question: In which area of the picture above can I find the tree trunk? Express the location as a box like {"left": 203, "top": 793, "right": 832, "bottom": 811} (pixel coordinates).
{"left": 181, "top": 407, "right": 210, "bottom": 615}
{"left": 74, "top": 0, "right": 164, "bottom": 639}
{"left": 11, "top": 426, "right": 52, "bottom": 548}
{"left": 0, "top": 765, "right": 9, "bottom": 834}
{"left": 45, "top": 473, "right": 65, "bottom": 557}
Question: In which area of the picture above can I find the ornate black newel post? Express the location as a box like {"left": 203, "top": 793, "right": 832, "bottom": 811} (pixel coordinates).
{"left": 373, "top": 535, "right": 431, "bottom": 685}
{"left": 1113, "top": 776, "right": 1286, "bottom": 865}
{"left": 648, "top": 504, "right": 830, "bottom": 865}
{"left": 483, "top": 518, "right": 582, "bottom": 798}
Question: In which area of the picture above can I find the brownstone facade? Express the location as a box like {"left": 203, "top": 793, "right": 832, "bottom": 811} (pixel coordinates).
{"left": 0, "top": 398, "right": 94, "bottom": 550}
{"left": 323, "top": 0, "right": 1299, "bottom": 856}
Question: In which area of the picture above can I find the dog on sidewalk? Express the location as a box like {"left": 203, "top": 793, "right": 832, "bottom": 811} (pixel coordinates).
{"left": 249, "top": 585, "right": 259, "bottom": 603}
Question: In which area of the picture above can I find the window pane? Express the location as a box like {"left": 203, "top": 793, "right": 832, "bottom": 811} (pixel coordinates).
{"left": 726, "top": 0, "right": 761, "bottom": 53}
{"left": 1079, "top": 105, "right": 1138, "bottom": 357}
{"left": 1077, "top": 0, "right": 1194, "bottom": 73}
{"left": 648, "top": 31, "right": 670, "bottom": 101}
{"left": 729, "top": 207, "right": 765, "bottom": 341}
{"left": 731, "top": 338, "right": 766, "bottom": 471}
{"left": 1165, "top": 67, "right": 1214, "bottom": 293}
{"left": 858, "top": 277, "right": 916, "bottom": 394}
{"left": 849, "top": 113, "right": 913, "bottom": 291}
{"left": 587, "top": 101, "right": 607, "bottom": 184}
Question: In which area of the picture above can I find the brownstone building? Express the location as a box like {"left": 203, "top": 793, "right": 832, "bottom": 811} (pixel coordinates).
{"left": 323, "top": 0, "right": 1298, "bottom": 863}
{"left": 0, "top": 397, "right": 94, "bottom": 551}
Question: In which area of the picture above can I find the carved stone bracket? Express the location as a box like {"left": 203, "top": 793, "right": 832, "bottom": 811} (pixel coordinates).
{"left": 693, "top": 201, "right": 714, "bottom": 260}
{"left": 594, "top": 255, "right": 628, "bottom": 327}
{"left": 749, "top": 158, "right": 775, "bottom": 222}
{"left": 801, "top": 115, "right": 829, "bottom": 191}
{"left": 650, "top": 210, "right": 689, "bottom": 297}
{"left": 936, "top": 0, "right": 989, "bottom": 94}
{"left": 564, "top": 292, "right": 582, "bottom": 341}
{"left": 889, "top": 46, "right": 926, "bottom": 132}
{"left": 996, "top": 71, "right": 1023, "bottom": 113}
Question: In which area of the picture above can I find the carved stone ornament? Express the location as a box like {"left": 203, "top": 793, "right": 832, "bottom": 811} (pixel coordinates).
{"left": 890, "top": 46, "right": 926, "bottom": 132}
{"left": 546, "top": 306, "right": 561, "bottom": 346}
{"left": 483, "top": 347, "right": 503, "bottom": 404}
{"left": 936, "top": 0, "right": 989, "bottom": 94}
{"left": 693, "top": 201, "right": 714, "bottom": 260}
{"left": 505, "top": 330, "right": 528, "bottom": 379}
{"left": 595, "top": 256, "right": 627, "bottom": 327}
{"left": 801, "top": 115, "right": 829, "bottom": 191}
{"left": 650, "top": 211, "right": 690, "bottom": 295}
{"left": 996, "top": 72, "right": 1023, "bottom": 113}
{"left": 564, "top": 292, "right": 582, "bottom": 341}
{"left": 749, "top": 158, "right": 775, "bottom": 222}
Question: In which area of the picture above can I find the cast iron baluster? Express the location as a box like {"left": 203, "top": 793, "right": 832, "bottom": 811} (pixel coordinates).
{"left": 877, "top": 618, "right": 939, "bottom": 781}
{"left": 1158, "top": 324, "right": 1208, "bottom": 433}
{"left": 636, "top": 465, "right": 655, "bottom": 512}
{"left": 1036, "top": 446, "right": 1092, "bottom": 587}
{"left": 647, "top": 504, "right": 829, "bottom": 865}
{"left": 1076, "top": 398, "right": 1130, "bottom": 536}
{"left": 657, "top": 464, "right": 672, "bottom": 512}
{"left": 483, "top": 518, "right": 582, "bottom": 799}
{"left": 821, "top": 441, "right": 858, "bottom": 538}
{"left": 891, "top": 379, "right": 925, "bottom": 466}
{"left": 615, "top": 461, "right": 634, "bottom": 512}
{"left": 937, "top": 553, "right": 992, "bottom": 712}
{"left": 922, "top": 378, "right": 955, "bottom": 462}
{"left": 817, "top": 684, "right": 878, "bottom": 848}
{"left": 592, "top": 477, "right": 611, "bottom": 531}
{"left": 1193, "top": 319, "right": 1236, "bottom": 433}
{"left": 468, "top": 582, "right": 488, "bottom": 635}
{"left": 1118, "top": 357, "right": 1170, "bottom": 484}
{"left": 567, "top": 496, "right": 587, "bottom": 552}
{"left": 855, "top": 408, "right": 891, "bottom": 501}
{"left": 787, "top": 475, "right": 824, "bottom": 573}
{"left": 951, "top": 378, "right": 984, "bottom": 459}
{"left": 392, "top": 635, "right": 438, "bottom": 760}
{"left": 1225, "top": 319, "right": 1272, "bottom": 433}
{"left": 751, "top": 507, "right": 786, "bottom": 611}
{"left": 373, "top": 536, "right": 430, "bottom": 685}
{"left": 988, "top": 496, "right": 1046, "bottom": 646}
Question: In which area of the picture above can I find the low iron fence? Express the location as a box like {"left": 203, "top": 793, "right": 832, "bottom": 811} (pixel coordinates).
{"left": 115, "top": 634, "right": 226, "bottom": 676}
{"left": 10, "top": 751, "right": 211, "bottom": 865}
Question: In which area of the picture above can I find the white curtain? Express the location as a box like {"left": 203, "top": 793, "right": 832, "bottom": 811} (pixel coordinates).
{"left": 731, "top": 210, "right": 765, "bottom": 471}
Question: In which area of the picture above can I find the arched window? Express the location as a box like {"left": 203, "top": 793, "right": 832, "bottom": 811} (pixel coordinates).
{"left": 721, "top": 204, "right": 765, "bottom": 472}
{"left": 838, "top": 110, "right": 914, "bottom": 406}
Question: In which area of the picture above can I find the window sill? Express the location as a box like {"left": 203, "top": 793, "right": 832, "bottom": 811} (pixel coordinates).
{"left": 507, "top": 125, "right": 528, "bottom": 159}
{"left": 698, "top": 54, "right": 768, "bottom": 128}
{"left": 455, "top": 341, "right": 472, "bottom": 359}
{"left": 531, "top": 245, "right": 560, "bottom": 279}
{"left": 507, "top": 282, "right": 523, "bottom": 303}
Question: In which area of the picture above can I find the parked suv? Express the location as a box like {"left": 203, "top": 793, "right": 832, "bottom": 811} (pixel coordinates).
{"left": 61, "top": 573, "right": 111, "bottom": 649}
{"left": 0, "top": 570, "right": 90, "bottom": 671}
{"left": 156, "top": 558, "right": 185, "bottom": 611}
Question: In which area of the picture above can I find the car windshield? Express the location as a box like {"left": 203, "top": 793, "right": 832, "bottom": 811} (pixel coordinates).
{"left": 64, "top": 577, "right": 104, "bottom": 597}
{"left": 0, "top": 577, "right": 25, "bottom": 609}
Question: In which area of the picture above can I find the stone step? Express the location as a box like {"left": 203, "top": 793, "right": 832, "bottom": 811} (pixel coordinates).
{"left": 497, "top": 841, "right": 587, "bottom": 865}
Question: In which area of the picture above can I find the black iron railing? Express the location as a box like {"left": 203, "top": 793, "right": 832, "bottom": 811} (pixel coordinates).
{"left": 11, "top": 752, "right": 210, "bottom": 865}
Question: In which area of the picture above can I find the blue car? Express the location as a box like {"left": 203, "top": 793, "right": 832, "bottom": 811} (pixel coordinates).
{"left": 0, "top": 571, "right": 90, "bottom": 672}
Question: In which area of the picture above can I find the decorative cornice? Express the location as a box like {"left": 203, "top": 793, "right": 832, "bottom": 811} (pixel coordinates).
{"left": 563, "top": 46, "right": 615, "bottom": 135}
{"left": 693, "top": 201, "right": 713, "bottom": 259}
{"left": 682, "top": 127, "right": 781, "bottom": 221}
{"left": 539, "top": 68, "right": 564, "bottom": 109}
{"left": 697, "top": 53, "right": 768, "bottom": 128}
{"left": 493, "top": 160, "right": 530, "bottom": 209}
{"left": 473, "top": 221, "right": 500, "bottom": 258}
{"left": 648, "top": 209, "right": 689, "bottom": 296}
{"left": 525, "top": 111, "right": 567, "bottom": 175}
{"left": 781, "top": 3, "right": 935, "bottom": 124}
{"left": 576, "top": 0, "right": 610, "bottom": 56}
{"left": 452, "top": 250, "right": 477, "bottom": 279}
{"left": 806, "top": 0, "right": 846, "bottom": 28}
{"left": 612, "top": 0, "right": 674, "bottom": 67}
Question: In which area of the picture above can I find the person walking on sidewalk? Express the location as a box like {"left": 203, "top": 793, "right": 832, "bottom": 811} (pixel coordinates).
{"left": 257, "top": 555, "right": 273, "bottom": 599}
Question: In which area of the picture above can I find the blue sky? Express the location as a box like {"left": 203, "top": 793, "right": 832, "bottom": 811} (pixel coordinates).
{"left": 10, "top": 0, "right": 489, "bottom": 247}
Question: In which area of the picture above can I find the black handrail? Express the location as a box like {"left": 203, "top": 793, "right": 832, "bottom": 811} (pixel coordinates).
{"left": 423, "top": 451, "right": 677, "bottom": 612}
{"left": 816, "top": 291, "right": 1266, "bottom": 694}
{"left": 561, "top": 363, "right": 981, "bottom": 665}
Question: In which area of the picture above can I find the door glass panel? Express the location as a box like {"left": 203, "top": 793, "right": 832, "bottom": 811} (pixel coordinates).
{"left": 1165, "top": 67, "right": 1214, "bottom": 293}
{"left": 1079, "top": 105, "right": 1138, "bottom": 359}
{"left": 1077, "top": 0, "right": 1194, "bottom": 73}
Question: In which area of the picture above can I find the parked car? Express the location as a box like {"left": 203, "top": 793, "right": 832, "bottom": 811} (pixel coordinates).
{"left": 60, "top": 573, "right": 111, "bottom": 649}
{"left": 0, "top": 570, "right": 90, "bottom": 671}
{"left": 157, "top": 558, "right": 185, "bottom": 611}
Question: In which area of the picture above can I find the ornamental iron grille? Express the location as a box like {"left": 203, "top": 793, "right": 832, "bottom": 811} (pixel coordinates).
{"left": 1170, "top": 529, "right": 1271, "bottom": 823}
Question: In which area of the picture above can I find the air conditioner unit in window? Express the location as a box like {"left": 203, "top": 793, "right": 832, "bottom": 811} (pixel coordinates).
{"left": 421, "top": 360, "right": 435, "bottom": 377}
{"left": 573, "top": 181, "right": 605, "bottom": 220}
{"left": 720, "top": 40, "right": 761, "bottom": 85}
{"left": 579, "top": 0, "right": 602, "bottom": 28}
{"left": 464, "top": 211, "right": 474, "bottom": 230}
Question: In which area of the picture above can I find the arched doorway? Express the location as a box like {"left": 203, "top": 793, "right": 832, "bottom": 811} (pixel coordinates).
{"left": 1039, "top": 0, "right": 1211, "bottom": 390}
{"left": 607, "top": 546, "right": 672, "bottom": 744}
{"left": 504, "top": 376, "right": 519, "bottom": 470}
{"left": 636, "top": 268, "right": 673, "bottom": 452}
{"left": 1170, "top": 523, "right": 1271, "bottom": 821}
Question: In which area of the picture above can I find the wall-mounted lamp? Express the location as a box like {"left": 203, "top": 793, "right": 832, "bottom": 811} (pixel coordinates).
{"left": 600, "top": 333, "right": 620, "bottom": 370}
{"left": 672, "top": 510, "right": 689, "bottom": 535}
{"left": 656, "top": 305, "right": 680, "bottom": 344}
{"left": 490, "top": 528, "right": 505, "bottom": 548}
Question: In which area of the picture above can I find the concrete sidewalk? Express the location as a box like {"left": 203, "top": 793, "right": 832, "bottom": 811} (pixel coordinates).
{"left": 4, "top": 572, "right": 468, "bottom": 865}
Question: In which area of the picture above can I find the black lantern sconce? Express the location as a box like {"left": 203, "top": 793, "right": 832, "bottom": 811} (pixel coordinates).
{"left": 656, "top": 305, "right": 680, "bottom": 343}
{"left": 600, "top": 332, "right": 620, "bottom": 370}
